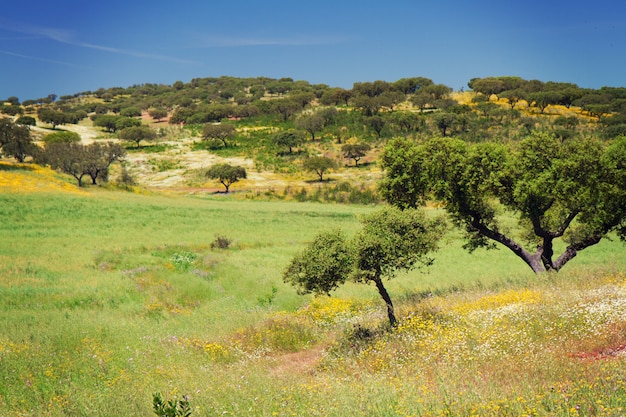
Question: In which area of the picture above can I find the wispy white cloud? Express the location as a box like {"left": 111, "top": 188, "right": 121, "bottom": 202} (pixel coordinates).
{"left": 0, "top": 19, "right": 195, "bottom": 64}
{"left": 192, "top": 34, "right": 352, "bottom": 48}
{"left": 0, "top": 49, "right": 86, "bottom": 68}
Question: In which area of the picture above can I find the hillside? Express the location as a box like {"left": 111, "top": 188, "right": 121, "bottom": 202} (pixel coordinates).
{"left": 2, "top": 75, "right": 626, "bottom": 416}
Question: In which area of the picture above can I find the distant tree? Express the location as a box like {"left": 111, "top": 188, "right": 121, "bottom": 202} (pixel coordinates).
{"left": 295, "top": 113, "right": 325, "bottom": 140}
{"left": 92, "top": 115, "right": 120, "bottom": 133}
{"left": 272, "top": 99, "right": 302, "bottom": 121}
{"left": 37, "top": 108, "right": 68, "bottom": 129}
{"left": 15, "top": 116, "right": 36, "bottom": 127}
{"left": 342, "top": 142, "right": 371, "bottom": 166}
{"left": 36, "top": 142, "right": 88, "bottom": 186}
{"left": 392, "top": 77, "right": 433, "bottom": 94}
{"left": 499, "top": 89, "right": 526, "bottom": 109}
{"left": 0, "top": 119, "right": 36, "bottom": 162}
{"left": 118, "top": 125, "right": 157, "bottom": 148}
{"left": 365, "top": 115, "right": 386, "bottom": 137}
{"left": 43, "top": 131, "right": 81, "bottom": 143}
{"left": 205, "top": 163, "right": 247, "bottom": 193}
{"left": 82, "top": 142, "right": 126, "bottom": 185}
{"left": 468, "top": 77, "right": 505, "bottom": 99}
{"left": 272, "top": 130, "right": 305, "bottom": 154}
{"left": 380, "top": 90, "right": 406, "bottom": 111}
{"left": 148, "top": 108, "right": 168, "bottom": 122}
{"left": 411, "top": 91, "right": 432, "bottom": 112}
{"left": 201, "top": 123, "right": 236, "bottom": 148}
{"left": 433, "top": 112, "right": 457, "bottom": 136}
{"left": 120, "top": 107, "right": 142, "bottom": 118}
{"left": 115, "top": 117, "right": 142, "bottom": 131}
{"left": 5, "top": 96, "right": 20, "bottom": 106}
{"left": 527, "top": 91, "right": 561, "bottom": 113}
{"left": 303, "top": 156, "right": 337, "bottom": 181}
{"left": 1, "top": 105, "right": 23, "bottom": 116}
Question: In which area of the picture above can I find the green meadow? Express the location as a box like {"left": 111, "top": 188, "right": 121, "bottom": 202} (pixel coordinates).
{"left": 2, "top": 184, "right": 626, "bottom": 416}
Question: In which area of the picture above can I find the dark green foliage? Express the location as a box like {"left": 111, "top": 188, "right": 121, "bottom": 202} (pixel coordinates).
{"left": 201, "top": 123, "right": 236, "bottom": 148}
{"left": 42, "top": 131, "right": 81, "bottom": 143}
{"left": 118, "top": 126, "right": 157, "bottom": 148}
{"left": 380, "top": 134, "right": 626, "bottom": 273}
{"left": 271, "top": 130, "right": 305, "bottom": 154}
{"left": 284, "top": 207, "right": 445, "bottom": 326}
{"left": 205, "top": 163, "right": 247, "bottom": 193}
{"left": 283, "top": 229, "right": 353, "bottom": 295}
{"left": 15, "top": 116, "right": 36, "bottom": 127}
{"left": 35, "top": 141, "right": 125, "bottom": 186}
{"left": 303, "top": 156, "right": 337, "bottom": 182}
{"left": 0, "top": 118, "right": 36, "bottom": 162}
{"left": 152, "top": 393, "right": 192, "bottom": 417}
{"left": 341, "top": 142, "right": 371, "bottom": 166}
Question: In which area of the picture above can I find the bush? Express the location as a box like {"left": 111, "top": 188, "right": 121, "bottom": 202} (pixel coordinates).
{"left": 210, "top": 235, "right": 231, "bottom": 250}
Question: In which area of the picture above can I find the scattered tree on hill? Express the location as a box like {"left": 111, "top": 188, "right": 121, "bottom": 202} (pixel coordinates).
{"left": 295, "top": 113, "right": 325, "bottom": 140}
{"left": 303, "top": 156, "right": 337, "bottom": 182}
{"left": 43, "top": 131, "right": 81, "bottom": 143}
{"left": 36, "top": 142, "right": 88, "bottom": 186}
{"left": 37, "top": 108, "right": 67, "bottom": 129}
{"left": 82, "top": 142, "right": 126, "bottom": 185}
{"left": 201, "top": 123, "right": 236, "bottom": 148}
{"left": 341, "top": 142, "right": 371, "bottom": 166}
{"left": 36, "top": 141, "right": 125, "bottom": 186}
{"left": 205, "top": 163, "right": 247, "bottom": 193}
{"left": 1, "top": 105, "right": 23, "bottom": 116}
{"left": 15, "top": 116, "right": 36, "bottom": 127}
{"left": 148, "top": 108, "right": 168, "bottom": 122}
{"left": 380, "top": 134, "right": 626, "bottom": 274}
{"left": 118, "top": 126, "right": 157, "bottom": 148}
{"left": 283, "top": 207, "right": 445, "bottom": 327}
{"left": 272, "top": 130, "right": 305, "bottom": 154}
{"left": 0, "top": 118, "right": 37, "bottom": 162}
{"left": 93, "top": 115, "right": 141, "bottom": 133}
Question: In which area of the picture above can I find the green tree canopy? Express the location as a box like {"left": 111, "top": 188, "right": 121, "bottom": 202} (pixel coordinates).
{"left": 201, "top": 123, "right": 236, "bottom": 148}
{"left": 43, "top": 131, "right": 81, "bottom": 143}
{"left": 205, "top": 163, "right": 247, "bottom": 193}
{"left": 284, "top": 207, "right": 445, "bottom": 327}
{"left": 118, "top": 126, "right": 157, "bottom": 148}
{"left": 303, "top": 156, "right": 337, "bottom": 182}
{"left": 271, "top": 130, "right": 305, "bottom": 154}
{"left": 341, "top": 142, "right": 371, "bottom": 166}
{"left": 380, "top": 134, "right": 626, "bottom": 274}
{"left": 0, "top": 118, "right": 37, "bottom": 162}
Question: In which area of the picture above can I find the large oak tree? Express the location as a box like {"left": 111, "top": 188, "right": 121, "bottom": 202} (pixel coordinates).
{"left": 380, "top": 134, "right": 626, "bottom": 273}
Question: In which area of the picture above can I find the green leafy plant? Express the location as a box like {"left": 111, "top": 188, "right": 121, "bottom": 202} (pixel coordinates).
{"left": 152, "top": 392, "right": 192, "bottom": 417}
{"left": 170, "top": 251, "right": 197, "bottom": 271}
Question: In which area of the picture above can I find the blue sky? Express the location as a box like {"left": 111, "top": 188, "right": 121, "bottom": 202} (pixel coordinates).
{"left": 1, "top": 0, "right": 625, "bottom": 101}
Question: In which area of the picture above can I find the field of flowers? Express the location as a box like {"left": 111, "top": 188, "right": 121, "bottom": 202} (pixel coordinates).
{"left": 1, "top": 165, "right": 625, "bottom": 416}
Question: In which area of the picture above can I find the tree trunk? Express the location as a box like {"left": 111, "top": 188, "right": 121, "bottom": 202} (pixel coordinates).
{"left": 373, "top": 277, "right": 397, "bottom": 327}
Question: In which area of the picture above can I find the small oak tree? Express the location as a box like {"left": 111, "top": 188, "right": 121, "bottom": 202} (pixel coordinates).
{"left": 201, "top": 123, "right": 236, "bottom": 148}
{"left": 271, "top": 130, "right": 305, "bottom": 154}
{"left": 341, "top": 143, "right": 371, "bottom": 167}
{"left": 205, "top": 163, "right": 246, "bottom": 193}
{"left": 118, "top": 126, "right": 157, "bottom": 148}
{"left": 284, "top": 207, "right": 445, "bottom": 327}
{"left": 303, "top": 156, "right": 337, "bottom": 182}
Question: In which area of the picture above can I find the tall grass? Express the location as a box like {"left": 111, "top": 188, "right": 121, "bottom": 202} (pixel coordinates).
{"left": 1, "top": 185, "right": 625, "bottom": 416}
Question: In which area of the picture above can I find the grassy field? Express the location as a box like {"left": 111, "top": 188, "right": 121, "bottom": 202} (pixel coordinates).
{"left": 1, "top": 165, "right": 626, "bottom": 416}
